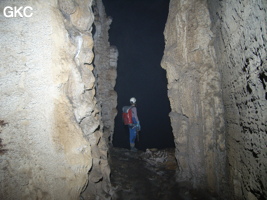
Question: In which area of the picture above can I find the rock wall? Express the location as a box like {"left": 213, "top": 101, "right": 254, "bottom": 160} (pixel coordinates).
{"left": 92, "top": 0, "right": 118, "bottom": 146}
{"left": 162, "top": 0, "right": 267, "bottom": 199}
{"left": 208, "top": 0, "right": 267, "bottom": 199}
{"left": 0, "top": 0, "right": 111, "bottom": 199}
{"left": 161, "top": 0, "right": 226, "bottom": 195}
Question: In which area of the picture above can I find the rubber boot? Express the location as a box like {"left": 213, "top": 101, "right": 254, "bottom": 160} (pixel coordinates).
{"left": 130, "top": 143, "right": 137, "bottom": 152}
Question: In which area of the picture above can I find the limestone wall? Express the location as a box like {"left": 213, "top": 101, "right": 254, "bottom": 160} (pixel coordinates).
{"left": 0, "top": 0, "right": 111, "bottom": 199}
{"left": 162, "top": 0, "right": 267, "bottom": 199}
{"left": 161, "top": 0, "right": 226, "bottom": 194}
{"left": 208, "top": 0, "right": 267, "bottom": 199}
{"left": 92, "top": 0, "right": 118, "bottom": 146}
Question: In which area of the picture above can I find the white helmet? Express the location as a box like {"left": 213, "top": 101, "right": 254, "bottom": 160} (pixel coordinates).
{"left": 130, "top": 97, "right": 136, "bottom": 104}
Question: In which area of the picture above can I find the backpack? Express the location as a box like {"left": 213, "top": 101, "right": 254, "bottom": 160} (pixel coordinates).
{"left": 122, "top": 106, "right": 133, "bottom": 125}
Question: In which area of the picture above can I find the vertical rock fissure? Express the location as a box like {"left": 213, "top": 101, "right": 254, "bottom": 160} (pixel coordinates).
{"left": 1, "top": 0, "right": 266, "bottom": 199}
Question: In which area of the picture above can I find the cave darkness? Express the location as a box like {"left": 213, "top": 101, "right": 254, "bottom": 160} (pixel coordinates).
{"left": 102, "top": 0, "right": 174, "bottom": 150}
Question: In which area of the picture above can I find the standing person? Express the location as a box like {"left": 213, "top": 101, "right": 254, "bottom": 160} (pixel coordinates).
{"left": 128, "top": 97, "right": 141, "bottom": 151}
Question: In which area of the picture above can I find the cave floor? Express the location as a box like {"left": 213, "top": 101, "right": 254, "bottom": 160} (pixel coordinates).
{"left": 109, "top": 147, "right": 218, "bottom": 200}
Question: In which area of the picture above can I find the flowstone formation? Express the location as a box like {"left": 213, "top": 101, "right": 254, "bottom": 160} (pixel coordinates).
{"left": 92, "top": 0, "right": 118, "bottom": 146}
{"left": 162, "top": 0, "right": 267, "bottom": 199}
{"left": 161, "top": 0, "right": 226, "bottom": 196}
{"left": 0, "top": 0, "right": 112, "bottom": 199}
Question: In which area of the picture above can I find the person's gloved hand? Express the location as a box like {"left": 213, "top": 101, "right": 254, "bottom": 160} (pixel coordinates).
{"left": 136, "top": 121, "right": 141, "bottom": 131}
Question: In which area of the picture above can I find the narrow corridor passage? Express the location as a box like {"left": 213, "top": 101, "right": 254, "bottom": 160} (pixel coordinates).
{"left": 0, "top": 0, "right": 266, "bottom": 199}
{"left": 109, "top": 148, "right": 217, "bottom": 200}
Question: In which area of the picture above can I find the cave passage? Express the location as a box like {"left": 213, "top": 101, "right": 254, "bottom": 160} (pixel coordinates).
{"left": 1, "top": 0, "right": 266, "bottom": 199}
{"left": 102, "top": 0, "right": 174, "bottom": 150}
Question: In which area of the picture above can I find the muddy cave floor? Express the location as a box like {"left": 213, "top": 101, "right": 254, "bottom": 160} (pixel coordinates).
{"left": 109, "top": 147, "right": 218, "bottom": 200}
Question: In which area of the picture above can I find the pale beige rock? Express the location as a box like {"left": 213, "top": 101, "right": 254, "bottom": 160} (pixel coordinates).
{"left": 208, "top": 0, "right": 267, "bottom": 199}
{"left": 162, "top": 0, "right": 225, "bottom": 195}
{"left": 162, "top": 0, "right": 267, "bottom": 199}
{"left": 79, "top": 0, "right": 116, "bottom": 198}
{"left": 70, "top": 0, "right": 94, "bottom": 31}
{"left": 59, "top": 0, "right": 77, "bottom": 15}
{"left": 0, "top": 0, "right": 111, "bottom": 199}
{"left": 93, "top": 0, "right": 118, "bottom": 146}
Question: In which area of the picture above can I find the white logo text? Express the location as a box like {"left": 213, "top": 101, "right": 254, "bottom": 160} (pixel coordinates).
{"left": 3, "top": 6, "right": 33, "bottom": 18}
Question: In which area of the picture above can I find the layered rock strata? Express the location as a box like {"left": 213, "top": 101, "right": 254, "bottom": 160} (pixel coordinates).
{"left": 0, "top": 0, "right": 111, "bottom": 199}
{"left": 208, "top": 0, "right": 267, "bottom": 199}
{"left": 161, "top": 0, "right": 226, "bottom": 195}
{"left": 92, "top": 0, "right": 118, "bottom": 146}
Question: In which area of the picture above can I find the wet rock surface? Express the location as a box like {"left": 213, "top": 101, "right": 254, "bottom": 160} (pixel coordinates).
{"left": 109, "top": 148, "right": 218, "bottom": 200}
